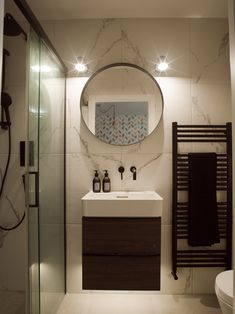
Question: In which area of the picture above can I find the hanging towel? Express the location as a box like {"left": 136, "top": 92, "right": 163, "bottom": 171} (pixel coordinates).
{"left": 188, "top": 153, "right": 220, "bottom": 246}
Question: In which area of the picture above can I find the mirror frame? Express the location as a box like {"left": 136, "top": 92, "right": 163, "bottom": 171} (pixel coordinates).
{"left": 80, "top": 62, "right": 164, "bottom": 146}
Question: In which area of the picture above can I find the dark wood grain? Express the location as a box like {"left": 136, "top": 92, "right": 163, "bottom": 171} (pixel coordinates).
{"left": 82, "top": 255, "right": 160, "bottom": 290}
{"left": 82, "top": 217, "right": 161, "bottom": 255}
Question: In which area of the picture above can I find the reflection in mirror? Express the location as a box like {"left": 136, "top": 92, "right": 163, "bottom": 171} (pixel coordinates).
{"left": 80, "top": 63, "right": 164, "bottom": 145}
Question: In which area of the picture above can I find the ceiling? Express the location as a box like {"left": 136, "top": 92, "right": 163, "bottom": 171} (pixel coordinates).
{"left": 25, "top": 0, "right": 228, "bottom": 20}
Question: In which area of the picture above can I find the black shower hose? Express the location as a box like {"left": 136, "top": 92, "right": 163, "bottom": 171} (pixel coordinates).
{"left": 0, "top": 126, "right": 25, "bottom": 231}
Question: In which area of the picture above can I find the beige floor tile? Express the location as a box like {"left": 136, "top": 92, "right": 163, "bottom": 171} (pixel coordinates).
{"left": 57, "top": 293, "right": 222, "bottom": 314}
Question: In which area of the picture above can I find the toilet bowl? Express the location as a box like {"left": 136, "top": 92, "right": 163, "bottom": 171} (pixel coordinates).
{"left": 215, "top": 270, "right": 233, "bottom": 314}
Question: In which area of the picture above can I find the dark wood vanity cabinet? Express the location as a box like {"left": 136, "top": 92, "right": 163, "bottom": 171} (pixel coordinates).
{"left": 82, "top": 217, "right": 161, "bottom": 290}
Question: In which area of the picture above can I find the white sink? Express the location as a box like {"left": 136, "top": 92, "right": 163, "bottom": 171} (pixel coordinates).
{"left": 82, "top": 191, "right": 163, "bottom": 217}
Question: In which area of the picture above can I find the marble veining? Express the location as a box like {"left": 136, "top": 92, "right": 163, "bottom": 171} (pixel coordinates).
{"left": 218, "top": 32, "right": 229, "bottom": 57}
{"left": 90, "top": 19, "right": 117, "bottom": 54}
{"left": 99, "top": 36, "right": 121, "bottom": 59}
{"left": 122, "top": 141, "right": 143, "bottom": 154}
{"left": 94, "top": 27, "right": 146, "bottom": 70}
{"left": 184, "top": 269, "right": 193, "bottom": 294}
{"left": 191, "top": 96, "right": 211, "bottom": 125}
{"left": 92, "top": 153, "right": 121, "bottom": 164}
{"left": 0, "top": 230, "right": 8, "bottom": 248}
{"left": 192, "top": 32, "right": 229, "bottom": 83}
{"left": 4, "top": 195, "right": 20, "bottom": 221}
{"left": 121, "top": 30, "right": 146, "bottom": 68}
{"left": 121, "top": 153, "right": 163, "bottom": 182}
{"left": 191, "top": 96, "right": 227, "bottom": 152}
{"left": 73, "top": 126, "right": 122, "bottom": 169}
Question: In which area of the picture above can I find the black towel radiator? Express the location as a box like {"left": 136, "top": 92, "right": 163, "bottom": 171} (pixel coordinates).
{"left": 172, "top": 122, "right": 232, "bottom": 280}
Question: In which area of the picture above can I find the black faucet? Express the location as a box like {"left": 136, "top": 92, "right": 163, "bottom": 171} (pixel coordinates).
{"left": 130, "top": 166, "right": 137, "bottom": 180}
{"left": 118, "top": 166, "right": 125, "bottom": 180}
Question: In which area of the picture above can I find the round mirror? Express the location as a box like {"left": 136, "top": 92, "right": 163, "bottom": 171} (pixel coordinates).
{"left": 80, "top": 63, "right": 164, "bottom": 145}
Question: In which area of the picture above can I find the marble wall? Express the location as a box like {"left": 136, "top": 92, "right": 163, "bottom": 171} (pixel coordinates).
{"left": 43, "top": 17, "right": 231, "bottom": 294}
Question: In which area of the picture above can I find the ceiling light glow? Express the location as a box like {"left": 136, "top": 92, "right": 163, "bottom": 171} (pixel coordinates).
{"left": 156, "top": 56, "right": 169, "bottom": 72}
{"left": 157, "top": 61, "right": 168, "bottom": 72}
{"left": 75, "top": 62, "right": 87, "bottom": 73}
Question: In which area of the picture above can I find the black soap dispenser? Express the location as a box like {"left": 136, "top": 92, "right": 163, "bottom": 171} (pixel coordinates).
{"left": 93, "top": 170, "right": 101, "bottom": 193}
{"left": 102, "top": 170, "right": 111, "bottom": 192}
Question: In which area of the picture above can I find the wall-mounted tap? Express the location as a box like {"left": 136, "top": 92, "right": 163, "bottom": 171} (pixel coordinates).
{"left": 118, "top": 166, "right": 125, "bottom": 180}
{"left": 130, "top": 166, "right": 137, "bottom": 180}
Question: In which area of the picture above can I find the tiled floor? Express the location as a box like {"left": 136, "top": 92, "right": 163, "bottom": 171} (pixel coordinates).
{"left": 57, "top": 293, "right": 222, "bottom": 314}
{"left": 0, "top": 290, "right": 25, "bottom": 314}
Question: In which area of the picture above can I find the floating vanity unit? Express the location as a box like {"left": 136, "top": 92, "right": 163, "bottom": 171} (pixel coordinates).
{"left": 82, "top": 191, "right": 163, "bottom": 291}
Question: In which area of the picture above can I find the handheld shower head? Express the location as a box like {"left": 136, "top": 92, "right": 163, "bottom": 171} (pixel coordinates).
{"left": 4, "top": 13, "right": 27, "bottom": 41}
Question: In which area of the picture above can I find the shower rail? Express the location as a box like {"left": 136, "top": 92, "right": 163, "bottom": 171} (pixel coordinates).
{"left": 171, "top": 122, "right": 232, "bottom": 280}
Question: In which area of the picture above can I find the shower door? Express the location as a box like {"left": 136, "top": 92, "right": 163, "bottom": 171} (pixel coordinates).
{"left": 27, "top": 28, "right": 66, "bottom": 314}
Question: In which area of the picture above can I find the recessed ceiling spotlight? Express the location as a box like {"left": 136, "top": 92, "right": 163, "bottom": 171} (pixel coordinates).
{"left": 156, "top": 56, "right": 169, "bottom": 72}
{"left": 75, "top": 57, "right": 88, "bottom": 73}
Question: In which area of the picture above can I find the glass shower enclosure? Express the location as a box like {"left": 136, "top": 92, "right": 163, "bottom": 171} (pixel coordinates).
{"left": 27, "top": 27, "right": 66, "bottom": 314}
{"left": 0, "top": 1, "right": 66, "bottom": 312}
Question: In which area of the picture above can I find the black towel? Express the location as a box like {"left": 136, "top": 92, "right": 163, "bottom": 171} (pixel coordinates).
{"left": 188, "top": 153, "right": 220, "bottom": 246}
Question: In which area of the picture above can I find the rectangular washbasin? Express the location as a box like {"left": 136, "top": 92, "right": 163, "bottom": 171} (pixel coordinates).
{"left": 82, "top": 191, "right": 163, "bottom": 217}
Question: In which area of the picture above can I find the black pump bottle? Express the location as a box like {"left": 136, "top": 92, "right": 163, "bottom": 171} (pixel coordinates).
{"left": 102, "top": 170, "right": 111, "bottom": 192}
{"left": 93, "top": 170, "right": 101, "bottom": 192}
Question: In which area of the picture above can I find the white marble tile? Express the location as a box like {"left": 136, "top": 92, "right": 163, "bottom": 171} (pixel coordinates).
{"left": 191, "top": 82, "right": 231, "bottom": 125}
{"left": 120, "top": 153, "right": 165, "bottom": 190}
{"left": 66, "top": 223, "right": 82, "bottom": 293}
{"left": 66, "top": 152, "right": 122, "bottom": 194}
{"left": 67, "top": 189, "right": 87, "bottom": 224}
{"left": 51, "top": 19, "right": 122, "bottom": 75}
{"left": 190, "top": 19, "right": 229, "bottom": 84}
{"left": 66, "top": 77, "right": 87, "bottom": 138}
{"left": 120, "top": 19, "right": 191, "bottom": 78}
{"left": 66, "top": 150, "right": 124, "bottom": 222}
{"left": 192, "top": 268, "right": 224, "bottom": 294}
{"left": 191, "top": 142, "right": 227, "bottom": 154}
{"left": 67, "top": 115, "right": 124, "bottom": 155}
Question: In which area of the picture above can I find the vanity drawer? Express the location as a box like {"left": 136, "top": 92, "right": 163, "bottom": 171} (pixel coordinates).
{"left": 82, "top": 255, "right": 160, "bottom": 290}
{"left": 82, "top": 217, "right": 161, "bottom": 255}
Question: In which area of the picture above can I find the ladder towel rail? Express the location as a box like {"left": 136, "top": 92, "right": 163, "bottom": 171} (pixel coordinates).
{"left": 171, "top": 122, "right": 232, "bottom": 280}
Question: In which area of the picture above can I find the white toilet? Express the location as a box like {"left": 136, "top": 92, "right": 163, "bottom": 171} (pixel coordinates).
{"left": 215, "top": 270, "right": 233, "bottom": 314}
